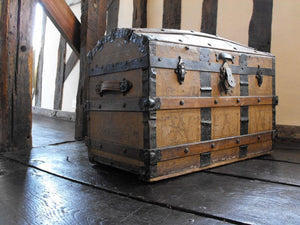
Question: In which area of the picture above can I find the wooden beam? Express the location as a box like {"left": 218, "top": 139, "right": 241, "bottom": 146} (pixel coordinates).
{"left": 75, "top": 0, "right": 107, "bottom": 140}
{"left": 64, "top": 51, "right": 79, "bottom": 82}
{"left": 201, "top": 0, "right": 218, "bottom": 35}
{"left": 39, "top": 0, "right": 81, "bottom": 56}
{"left": 0, "top": 0, "right": 35, "bottom": 151}
{"left": 132, "top": 0, "right": 147, "bottom": 28}
{"left": 54, "top": 36, "right": 66, "bottom": 110}
{"left": 35, "top": 12, "right": 47, "bottom": 107}
{"left": 163, "top": 0, "right": 181, "bottom": 29}
{"left": 249, "top": 0, "right": 273, "bottom": 52}
{"left": 107, "top": 0, "right": 120, "bottom": 34}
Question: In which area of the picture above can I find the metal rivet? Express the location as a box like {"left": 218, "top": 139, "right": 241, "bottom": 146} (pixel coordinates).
{"left": 184, "top": 148, "right": 189, "bottom": 154}
{"left": 214, "top": 99, "right": 218, "bottom": 104}
{"left": 98, "top": 104, "right": 102, "bottom": 109}
{"left": 211, "top": 143, "right": 215, "bottom": 148}
{"left": 185, "top": 46, "right": 190, "bottom": 50}
{"left": 178, "top": 39, "right": 183, "bottom": 42}
{"left": 180, "top": 100, "right": 185, "bottom": 106}
{"left": 258, "top": 136, "right": 261, "bottom": 140}
{"left": 158, "top": 57, "right": 162, "bottom": 61}
{"left": 99, "top": 144, "right": 103, "bottom": 149}
{"left": 237, "top": 98, "right": 240, "bottom": 103}
{"left": 123, "top": 103, "right": 126, "bottom": 108}
{"left": 233, "top": 47, "right": 237, "bottom": 50}
{"left": 161, "top": 29, "right": 165, "bottom": 31}
{"left": 258, "top": 98, "right": 261, "bottom": 103}
{"left": 208, "top": 43, "right": 211, "bottom": 46}
{"left": 236, "top": 139, "right": 240, "bottom": 144}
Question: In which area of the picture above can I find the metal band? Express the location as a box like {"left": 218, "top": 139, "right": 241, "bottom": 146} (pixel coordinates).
{"left": 89, "top": 55, "right": 149, "bottom": 76}
{"left": 200, "top": 152, "right": 211, "bottom": 167}
{"left": 150, "top": 56, "right": 275, "bottom": 76}
{"left": 239, "top": 145, "right": 248, "bottom": 158}
{"left": 201, "top": 108, "right": 212, "bottom": 141}
{"left": 240, "top": 106, "right": 249, "bottom": 135}
{"left": 200, "top": 72, "right": 212, "bottom": 97}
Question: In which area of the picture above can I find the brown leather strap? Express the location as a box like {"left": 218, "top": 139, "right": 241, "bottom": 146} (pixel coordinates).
{"left": 95, "top": 79, "right": 133, "bottom": 96}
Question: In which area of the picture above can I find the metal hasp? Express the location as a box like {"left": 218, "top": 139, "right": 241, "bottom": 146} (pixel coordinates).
{"left": 256, "top": 65, "right": 263, "bottom": 87}
{"left": 95, "top": 79, "right": 133, "bottom": 96}
{"left": 175, "top": 56, "right": 187, "bottom": 85}
{"left": 218, "top": 52, "right": 236, "bottom": 94}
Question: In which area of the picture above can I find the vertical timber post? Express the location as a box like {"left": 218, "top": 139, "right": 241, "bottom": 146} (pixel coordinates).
{"left": 0, "top": 0, "right": 35, "bottom": 152}
{"left": 201, "top": 0, "right": 218, "bottom": 35}
{"left": 163, "top": 0, "right": 181, "bottom": 29}
{"left": 75, "top": 0, "right": 107, "bottom": 140}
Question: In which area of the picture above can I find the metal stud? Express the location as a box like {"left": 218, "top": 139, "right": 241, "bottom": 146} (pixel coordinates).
{"left": 236, "top": 139, "right": 240, "bottom": 144}
{"left": 180, "top": 100, "right": 185, "bottom": 106}
{"left": 237, "top": 98, "right": 240, "bottom": 103}
{"left": 214, "top": 99, "right": 218, "bottom": 104}
{"left": 184, "top": 148, "right": 189, "bottom": 154}
{"left": 258, "top": 98, "right": 261, "bottom": 103}
{"left": 211, "top": 143, "right": 215, "bottom": 148}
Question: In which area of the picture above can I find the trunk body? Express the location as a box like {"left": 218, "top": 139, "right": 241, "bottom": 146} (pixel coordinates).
{"left": 86, "top": 29, "right": 277, "bottom": 182}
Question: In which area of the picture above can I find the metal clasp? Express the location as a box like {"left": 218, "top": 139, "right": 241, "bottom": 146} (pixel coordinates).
{"left": 175, "top": 56, "right": 187, "bottom": 85}
{"left": 256, "top": 65, "right": 263, "bottom": 87}
{"left": 219, "top": 53, "right": 236, "bottom": 94}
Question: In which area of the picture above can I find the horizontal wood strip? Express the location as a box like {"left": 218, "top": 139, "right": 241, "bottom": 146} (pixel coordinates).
{"left": 39, "top": 0, "right": 80, "bottom": 56}
{"left": 158, "top": 131, "right": 273, "bottom": 161}
{"left": 160, "top": 96, "right": 274, "bottom": 110}
{"left": 87, "top": 96, "right": 275, "bottom": 112}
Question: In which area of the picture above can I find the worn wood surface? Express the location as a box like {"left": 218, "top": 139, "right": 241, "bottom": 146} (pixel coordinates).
{"left": 89, "top": 112, "right": 144, "bottom": 148}
{"left": 248, "top": 105, "right": 273, "bottom": 134}
{"left": 201, "top": 0, "right": 218, "bottom": 35}
{"left": 54, "top": 36, "right": 66, "bottom": 110}
{"left": 35, "top": 12, "right": 47, "bottom": 107}
{"left": 39, "top": 0, "right": 80, "bottom": 55}
{"left": 0, "top": 158, "right": 224, "bottom": 225}
{"left": 76, "top": 0, "right": 107, "bottom": 140}
{"left": 3, "top": 117, "right": 300, "bottom": 224}
{"left": 0, "top": 0, "right": 35, "bottom": 151}
{"left": 249, "top": 0, "right": 273, "bottom": 52}
{"left": 156, "top": 109, "right": 201, "bottom": 147}
{"left": 132, "top": 0, "right": 147, "bottom": 28}
{"left": 163, "top": 0, "right": 181, "bottom": 29}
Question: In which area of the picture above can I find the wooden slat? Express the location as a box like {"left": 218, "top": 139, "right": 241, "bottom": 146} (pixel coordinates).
{"left": 53, "top": 36, "right": 66, "bottom": 110}
{"left": 201, "top": 0, "right": 218, "bottom": 35}
{"left": 107, "top": 0, "right": 120, "bottom": 33}
{"left": 248, "top": 0, "right": 273, "bottom": 52}
{"left": 35, "top": 12, "right": 47, "bottom": 107}
{"left": 64, "top": 51, "right": 79, "bottom": 82}
{"left": 132, "top": 0, "right": 147, "bottom": 28}
{"left": 39, "top": 0, "right": 81, "bottom": 56}
{"left": 163, "top": 0, "right": 181, "bottom": 29}
{"left": 75, "top": 0, "right": 107, "bottom": 140}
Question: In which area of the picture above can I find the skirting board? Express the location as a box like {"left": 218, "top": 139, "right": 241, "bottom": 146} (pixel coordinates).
{"left": 32, "top": 106, "right": 75, "bottom": 122}
{"left": 276, "top": 125, "right": 300, "bottom": 142}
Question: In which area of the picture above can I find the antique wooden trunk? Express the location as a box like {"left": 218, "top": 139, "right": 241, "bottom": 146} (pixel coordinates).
{"left": 86, "top": 28, "right": 277, "bottom": 182}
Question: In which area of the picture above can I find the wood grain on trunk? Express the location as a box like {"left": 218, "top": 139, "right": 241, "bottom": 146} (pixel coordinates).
{"left": 39, "top": 0, "right": 81, "bottom": 55}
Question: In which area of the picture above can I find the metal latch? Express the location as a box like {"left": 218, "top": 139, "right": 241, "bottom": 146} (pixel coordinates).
{"left": 218, "top": 52, "right": 236, "bottom": 94}
{"left": 175, "top": 56, "right": 187, "bottom": 85}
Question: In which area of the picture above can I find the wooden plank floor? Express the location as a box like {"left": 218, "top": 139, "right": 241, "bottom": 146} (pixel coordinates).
{"left": 1, "top": 114, "right": 300, "bottom": 225}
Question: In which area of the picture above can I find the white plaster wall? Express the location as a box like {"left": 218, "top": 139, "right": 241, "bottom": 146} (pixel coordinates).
{"left": 118, "top": 0, "right": 133, "bottom": 28}
{"left": 41, "top": 17, "right": 60, "bottom": 110}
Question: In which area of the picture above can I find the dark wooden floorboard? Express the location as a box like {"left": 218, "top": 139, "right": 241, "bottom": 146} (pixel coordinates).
{"left": 3, "top": 116, "right": 300, "bottom": 225}
{"left": 0, "top": 157, "right": 227, "bottom": 225}
{"left": 32, "top": 114, "right": 75, "bottom": 147}
{"left": 209, "top": 159, "right": 300, "bottom": 186}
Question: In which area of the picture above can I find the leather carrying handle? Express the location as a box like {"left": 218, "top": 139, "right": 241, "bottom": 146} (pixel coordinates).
{"left": 95, "top": 79, "right": 133, "bottom": 96}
